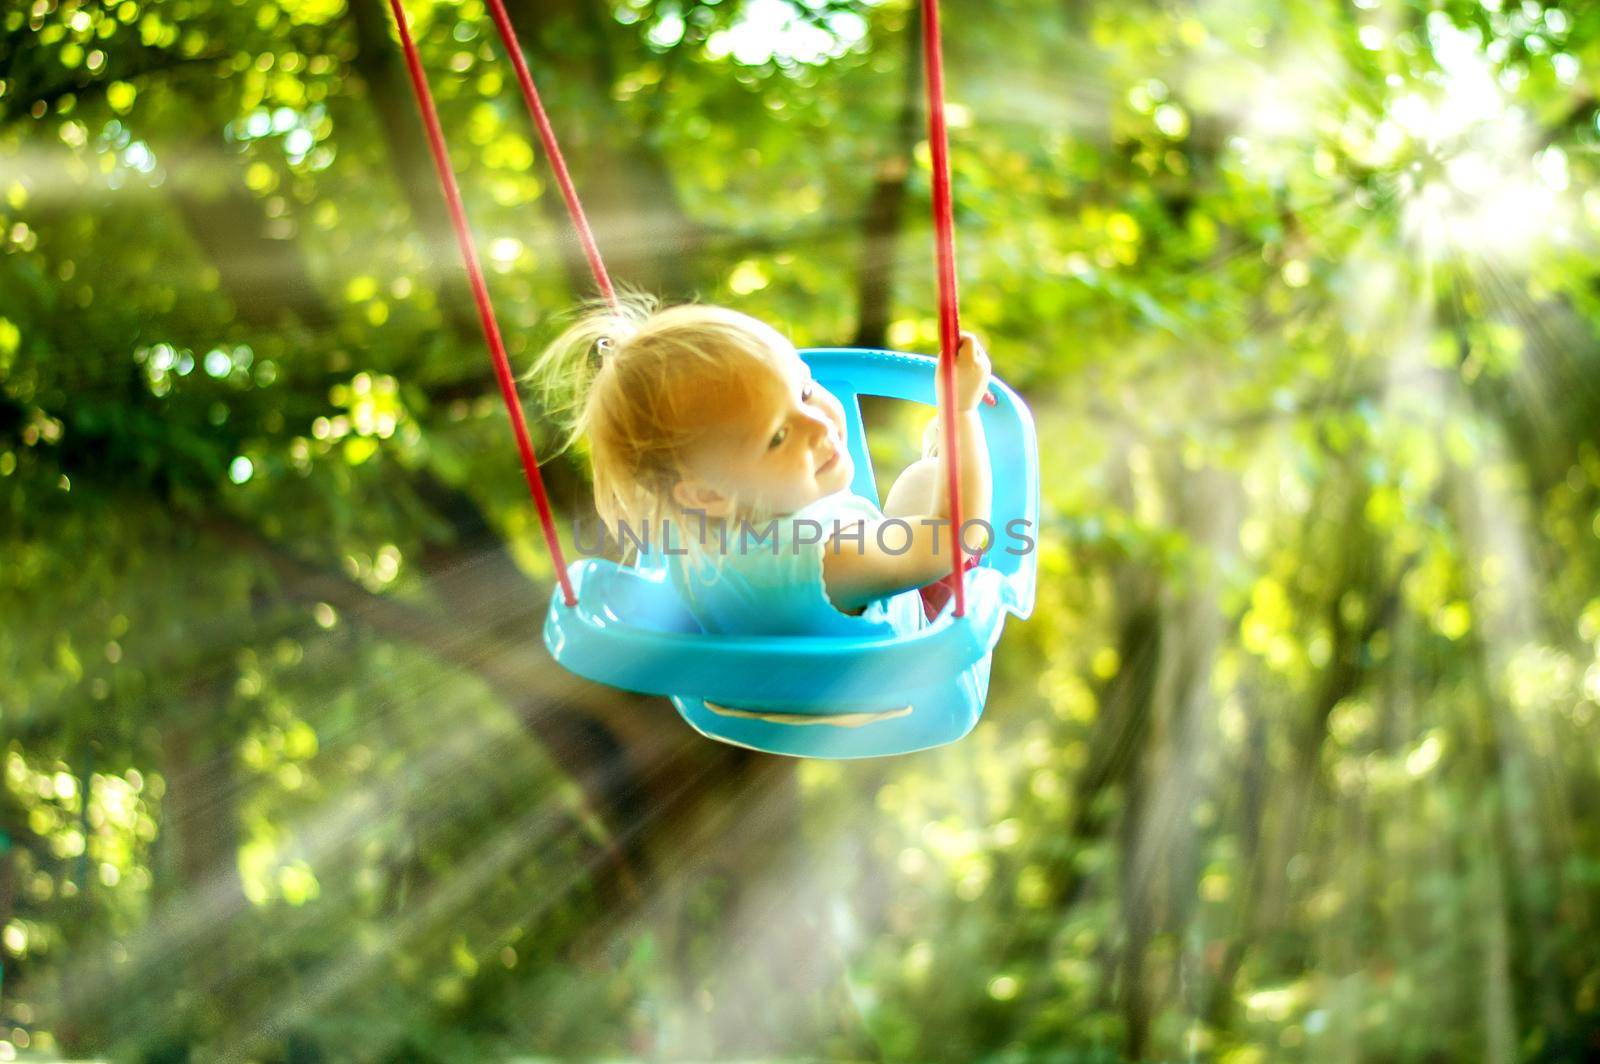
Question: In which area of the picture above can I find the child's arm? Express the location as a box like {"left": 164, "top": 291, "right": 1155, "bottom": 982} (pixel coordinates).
{"left": 823, "top": 333, "right": 992, "bottom": 612}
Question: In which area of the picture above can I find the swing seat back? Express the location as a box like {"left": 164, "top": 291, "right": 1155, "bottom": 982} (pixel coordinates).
{"left": 543, "top": 348, "right": 1038, "bottom": 758}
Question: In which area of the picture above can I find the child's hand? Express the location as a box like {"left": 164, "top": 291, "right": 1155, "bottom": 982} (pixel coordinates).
{"left": 936, "top": 331, "right": 992, "bottom": 412}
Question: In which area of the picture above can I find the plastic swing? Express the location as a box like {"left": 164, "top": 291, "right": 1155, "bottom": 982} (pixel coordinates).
{"left": 549, "top": 348, "right": 1037, "bottom": 757}
{"left": 387, "top": 0, "right": 1038, "bottom": 758}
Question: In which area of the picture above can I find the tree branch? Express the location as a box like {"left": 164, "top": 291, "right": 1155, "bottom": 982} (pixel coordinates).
{"left": 214, "top": 516, "right": 649, "bottom": 900}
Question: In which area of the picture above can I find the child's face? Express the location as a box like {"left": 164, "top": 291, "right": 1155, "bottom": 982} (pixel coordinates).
{"left": 674, "top": 339, "right": 854, "bottom": 519}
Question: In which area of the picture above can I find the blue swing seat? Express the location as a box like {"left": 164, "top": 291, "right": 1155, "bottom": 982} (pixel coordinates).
{"left": 543, "top": 348, "right": 1039, "bottom": 759}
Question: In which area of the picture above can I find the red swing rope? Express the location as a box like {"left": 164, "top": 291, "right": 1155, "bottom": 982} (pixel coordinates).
{"left": 391, "top": 0, "right": 970, "bottom": 616}
{"left": 922, "top": 0, "right": 970, "bottom": 617}
{"left": 385, "top": 0, "right": 577, "bottom": 606}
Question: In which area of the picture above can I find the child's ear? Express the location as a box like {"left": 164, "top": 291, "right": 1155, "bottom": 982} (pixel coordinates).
{"left": 672, "top": 477, "right": 734, "bottom": 519}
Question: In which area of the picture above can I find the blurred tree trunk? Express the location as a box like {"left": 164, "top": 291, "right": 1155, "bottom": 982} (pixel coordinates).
{"left": 1071, "top": 584, "right": 1162, "bottom": 852}
{"left": 1450, "top": 449, "right": 1569, "bottom": 1041}
{"left": 347, "top": 0, "right": 486, "bottom": 340}
{"left": 157, "top": 672, "right": 246, "bottom": 1047}
{"left": 1267, "top": 501, "right": 1404, "bottom": 918}
{"left": 1203, "top": 701, "right": 1268, "bottom": 1030}
{"left": 1111, "top": 461, "right": 1233, "bottom": 1060}
{"left": 1205, "top": 467, "right": 1410, "bottom": 1031}
{"left": 1073, "top": 561, "right": 1162, "bottom": 1047}
{"left": 1142, "top": 463, "right": 1239, "bottom": 1042}
{"left": 1465, "top": 671, "right": 1520, "bottom": 1064}
{"left": 160, "top": 681, "right": 244, "bottom": 908}
{"left": 0, "top": 804, "right": 30, "bottom": 1026}
{"left": 1054, "top": 444, "right": 1239, "bottom": 1058}
{"left": 1119, "top": 748, "right": 1153, "bottom": 1060}
{"left": 851, "top": 14, "right": 922, "bottom": 350}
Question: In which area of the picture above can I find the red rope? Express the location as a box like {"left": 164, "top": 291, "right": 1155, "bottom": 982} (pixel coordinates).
{"left": 922, "top": 0, "right": 967, "bottom": 617}
{"left": 385, "top": 0, "right": 577, "bottom": 607}
{"left": 483, "top": 0, "right": 617, "bottom": 307}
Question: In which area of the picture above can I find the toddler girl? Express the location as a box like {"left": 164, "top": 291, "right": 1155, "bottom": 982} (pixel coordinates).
{"left": 533, "top": 298, "right": 991, "bottom": 639}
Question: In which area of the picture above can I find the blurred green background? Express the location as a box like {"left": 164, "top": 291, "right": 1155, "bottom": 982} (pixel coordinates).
{"left": 4, "top": 0, "right": 1600, "bottom": 1060}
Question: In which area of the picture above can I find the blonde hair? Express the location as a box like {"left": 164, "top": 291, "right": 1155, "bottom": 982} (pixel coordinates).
{"left": 529, "top": 295, "right": 788, "bottom": 538}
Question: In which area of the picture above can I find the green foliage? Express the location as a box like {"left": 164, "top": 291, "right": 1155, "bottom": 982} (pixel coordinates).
{"left": 3, "top": 0, "right": 1600, "bottom": 1059}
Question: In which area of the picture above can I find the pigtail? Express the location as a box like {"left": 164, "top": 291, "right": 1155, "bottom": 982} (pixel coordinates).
{"left": 524, "top": 291, "right": 657, "bottom": 454}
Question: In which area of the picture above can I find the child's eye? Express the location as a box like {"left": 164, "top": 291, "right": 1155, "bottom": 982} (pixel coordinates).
{"left": 769, "top": 427, "right": 789, "bottom": 449}
{"left": 800, "top": 384, "right": 815, "bottom": 402}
